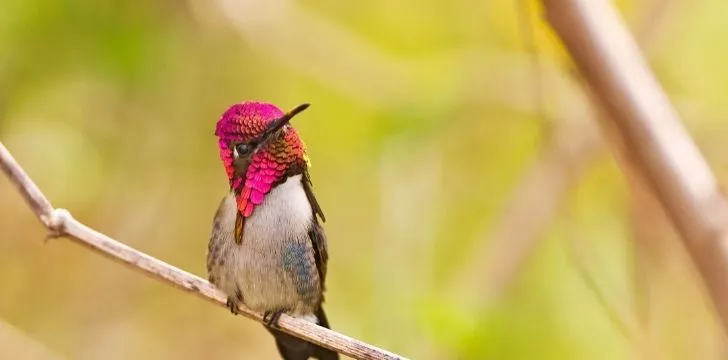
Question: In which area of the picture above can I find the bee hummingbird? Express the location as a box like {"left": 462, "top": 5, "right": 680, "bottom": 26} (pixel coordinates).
{"left": 207, "top": 101, "right": 338, "bottom": 360}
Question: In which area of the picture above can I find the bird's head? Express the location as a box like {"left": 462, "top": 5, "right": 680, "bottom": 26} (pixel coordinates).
{"left": 215, "top": 101, "right": 310, "bottom": 218}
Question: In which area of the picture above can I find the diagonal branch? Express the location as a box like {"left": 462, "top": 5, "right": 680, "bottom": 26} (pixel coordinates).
{"left": 542, "top": 0, "right": 728, "bottom": 335}
{"left": 0, "top": 141, "right": 406, "bottom": 360}
{"left": 449, "top": 0, "right": 676, "bottom": 303}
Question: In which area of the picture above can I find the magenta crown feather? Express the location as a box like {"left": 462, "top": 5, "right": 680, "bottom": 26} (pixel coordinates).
{"left": 215, "top": 101, "right": 308, "bottom": 218}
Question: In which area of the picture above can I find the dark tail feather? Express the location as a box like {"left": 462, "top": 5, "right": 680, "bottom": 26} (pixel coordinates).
{"left": 267, "top": 306, "right": 340, "bottom": 360}
{"left": 312, "top": 306, "right": 339, "bottom": 360}
{"left": 269, "top": 329, "right": 311, "bottom": 360}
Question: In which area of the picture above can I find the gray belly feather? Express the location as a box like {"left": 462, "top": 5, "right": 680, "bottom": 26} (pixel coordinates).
{"left": 207, "top": 175, "right": 321, "bottom": 317}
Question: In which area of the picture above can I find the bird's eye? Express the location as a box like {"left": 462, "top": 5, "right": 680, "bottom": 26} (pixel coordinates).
{"left": 234, "top": 143, "right": 253, "bottom": 158}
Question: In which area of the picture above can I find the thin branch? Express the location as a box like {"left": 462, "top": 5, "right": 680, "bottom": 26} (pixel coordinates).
{"left": 542, "top": 0, "right": 728, "bottom": 334}
{"left": 0, "top": 142, "right": 406, "bottom": 360}
{"left": 449, "top": 0, "right": 675, "bottom": 302}
{"left": 564, "top": 227, "right": 649, "bottom": 356}
{"left": 632, "top": 0, "right": 678, "bottom": 51}
{"left": 450, "top": 118, "right": 601, "bottom": 301}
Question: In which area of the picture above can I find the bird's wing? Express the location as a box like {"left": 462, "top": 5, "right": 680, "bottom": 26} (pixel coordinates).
{"left": 302, "top": 170, "right": 328, "bottom": 285}
{"left": 302, "top": 170, "right": 325, "bottom": 222}
{"left": 207, "top": 193, "right": 237, "bottom": 283}
{"left": 308, "top": 221, "right": 328, "bottom": 286}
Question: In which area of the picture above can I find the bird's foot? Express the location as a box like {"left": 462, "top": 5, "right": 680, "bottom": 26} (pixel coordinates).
{"left": 225, "top": 289, "right": 244, "bottom": 315}
{"left": 263, "top": 309, "right": 286, "bottom": 328}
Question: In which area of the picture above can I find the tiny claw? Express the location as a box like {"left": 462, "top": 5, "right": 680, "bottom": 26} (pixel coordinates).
{"left": 263, "top": 309, "right": 285, "bottom": 328}
{"left": 226, "top": 296, "right": 241, "bottom": 315}
{"left": 224, "top": 288, "right": 244, "bottom": 315}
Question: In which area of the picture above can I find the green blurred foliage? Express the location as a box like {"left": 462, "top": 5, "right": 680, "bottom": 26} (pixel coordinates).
{"left": 2, "top": 0, "right": 728, "bottom": 359}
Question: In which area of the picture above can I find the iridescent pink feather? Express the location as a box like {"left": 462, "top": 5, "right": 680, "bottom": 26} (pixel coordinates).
{"left": 214, "top": 101, "right": 308, "bottom": 218}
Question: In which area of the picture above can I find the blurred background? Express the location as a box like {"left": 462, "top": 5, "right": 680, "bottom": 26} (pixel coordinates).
{"left": 1, "top": 0, "right": 728, "bottom": 359}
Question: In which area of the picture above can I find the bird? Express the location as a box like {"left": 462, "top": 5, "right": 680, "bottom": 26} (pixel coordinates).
{"left": 206, "top": 101, "right": 338, "bottom": 360}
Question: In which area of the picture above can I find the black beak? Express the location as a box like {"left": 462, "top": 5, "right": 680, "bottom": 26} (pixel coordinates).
{"left": 255, "top": 103, "right": 310, "bottom": 145}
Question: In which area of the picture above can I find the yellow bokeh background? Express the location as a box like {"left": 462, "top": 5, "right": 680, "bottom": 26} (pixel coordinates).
{"left": 2, "top": 1, "right": 728, "bottom": 359}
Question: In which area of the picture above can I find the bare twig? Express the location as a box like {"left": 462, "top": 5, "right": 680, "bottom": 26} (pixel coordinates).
{"left": 564, "top": 226, "right": 651, "bottom": 356}
{"left": 450, "top": 0, "right": 675, "bottom": 302}
{"left": 632, "top": 0, "right": 678, "bottom": 51}
{"left": 0, "top": 142, "right": 406, "bottom": 360}
{"left": 451, "top": 117, "right": 601, "bottom": 300}
{"left": 542, "top": 0, "right": 728, "bottom": 334}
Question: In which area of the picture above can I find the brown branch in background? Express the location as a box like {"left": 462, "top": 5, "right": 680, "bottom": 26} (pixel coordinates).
{"left": 450, "top": 0, "right": 673, "bottom": 301}
{"left": 632, "top": 0, "right": 678, "bottom": 51}
{"left": 542, "top": 0, "right": 728, "bottom": 334}
{"left": 0, "top": 142, "right": 406, "bottom": 360}
{"left": 626, "top": 162, "right": 675, "bottom": 334}
{"left": 564, "top": 226, "right": 660, "bottom": 359}
{"left": 451, "top": 117, "right": 601, "bottom": 300}
{"left": 622, "top": 0, "right": 678, "bottom": 335}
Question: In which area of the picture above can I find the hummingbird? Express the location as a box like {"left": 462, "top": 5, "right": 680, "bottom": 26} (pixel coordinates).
{"left": 207, "top": 101, "right": 338, "bottom": 360}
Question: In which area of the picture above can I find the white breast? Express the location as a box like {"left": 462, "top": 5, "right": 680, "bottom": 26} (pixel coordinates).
{"left": 236, "top": 174, "right": 319, "bottom": 315}
{"left": 246, "top": 174, "right": 312, "bottom": 238}
{"left": 207, "top": 174, "right": 321, "bottom": 316}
